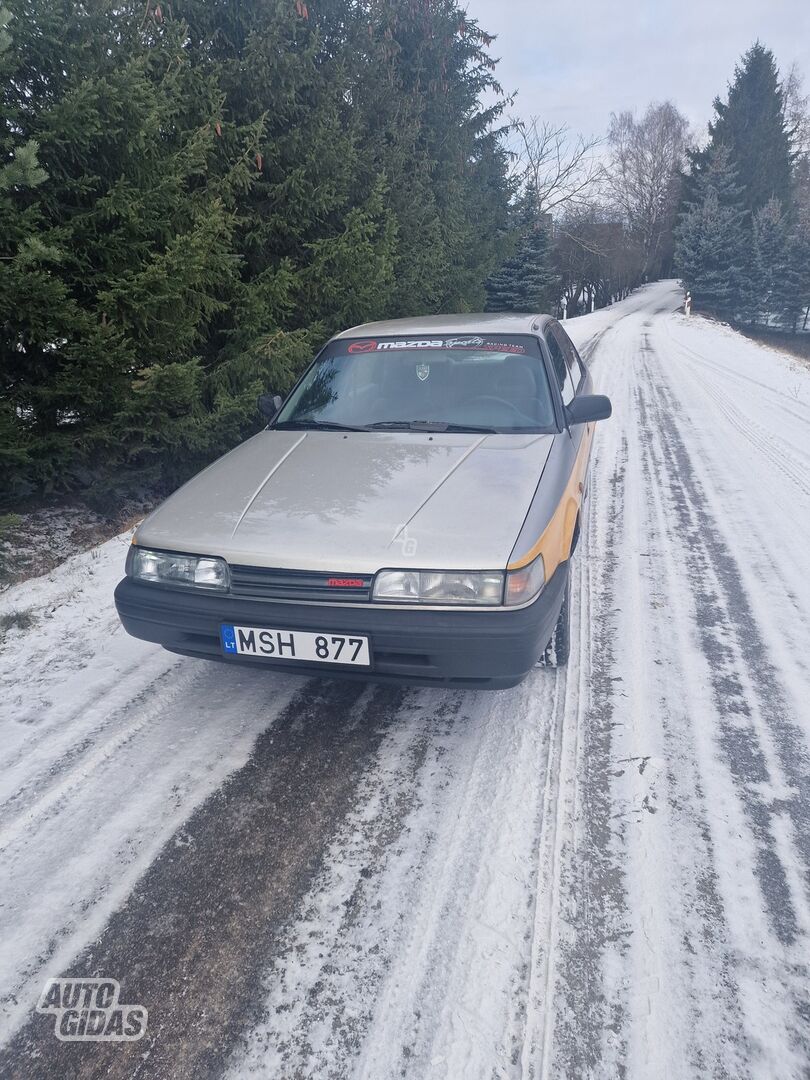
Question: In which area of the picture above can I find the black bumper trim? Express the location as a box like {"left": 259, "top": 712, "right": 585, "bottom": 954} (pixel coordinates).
{"left": 114, "top": 562, "right": 570, "bottom": 689}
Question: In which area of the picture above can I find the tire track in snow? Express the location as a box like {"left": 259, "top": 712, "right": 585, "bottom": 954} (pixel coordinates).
{"left": 640, "top": 348, "right": 810, "bottom": 896}
{"left": 542, "top": 428, "right": 629, "bottom": 1079}
{"left": 0, "top": 661, "right": 304, "bottom": 1052}
{"left": 224, "top": 675, "right": 574, "bottom": 1080}
{"left": 662, "top": 319, "right": 810, "bottom": 425}
{"left": 554, "top": 294, "right": 809, "bottom": 1078}
{"left": 231, "top": 690, "right": 468, "bottom": 1078}
{"left": 0, "top": 661, "right": 190, "bottom": 849}
{"left": 518, "top": 667, "right": 569, "bottom": 1080}
{"left": 528, "top": 291, "right": 744, "bottom": 1079}
{"left": 657, "top": 332, "right": 810, "bottom": 499}
{"left": 212, "top": 586, "right": 603, "bottom": 1080}
{"left": 625, "top": 347, "right": 750, "bottom": 1077}
{"left": 643, "top": 320, "right": 810, "bottom": 689}
{"left": 0, "top": 679, "right": 406, "bottom": 1080}
{"left": 633, "top": 342, "right": 810, "bottom": 1073}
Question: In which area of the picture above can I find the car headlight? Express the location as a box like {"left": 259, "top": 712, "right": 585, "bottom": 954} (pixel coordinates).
{"left": 504, "top": 554, "right": 545, "bottom": 606}
{"left": 373, "top": 569, "right": 504, "bottom": 605}
{"left": 127, "top": 547, "right": 230, "bottom": 591}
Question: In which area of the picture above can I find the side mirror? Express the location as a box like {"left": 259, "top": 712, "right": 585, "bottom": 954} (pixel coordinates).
{"left": 566, "top": 394, "right": 612, "bottom": 426}
{"left": 258, "top": 393, "right": 283, "bottom": 420}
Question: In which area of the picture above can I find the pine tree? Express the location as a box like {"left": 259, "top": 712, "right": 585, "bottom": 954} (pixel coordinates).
{"left": 674, "top": 147, "right": 748, "bottom": 318}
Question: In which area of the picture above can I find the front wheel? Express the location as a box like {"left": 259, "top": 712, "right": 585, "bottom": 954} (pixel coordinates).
{"left": 537, "top": 573, "right": 570, "bottom": 667}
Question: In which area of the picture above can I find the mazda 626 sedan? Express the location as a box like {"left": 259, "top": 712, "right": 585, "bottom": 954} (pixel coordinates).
{"left": 114, "top": 314, "right": 611, "bottom": 689}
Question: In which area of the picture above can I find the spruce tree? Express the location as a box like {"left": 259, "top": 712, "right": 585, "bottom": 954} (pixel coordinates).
{"left": 0, "top": 0, "right": 513, "bottom": 503}
{"left": 0, "top": 5, "right": 50, "bottom": 479}
{"left": 1, "top": 0, "right": 252, "bottom": 496}
{"left": 742, "top": 198, "right": 790, "bottom": 326}
{"left": 679, "top": 43, "right": 809, "bottom": 329}
{"left": 485, "top": 216, "right": 559, "bottom": 313}
{"left": 773, "top": 221, "right": 810, "bottom": 332}
{"left": 686, "top": 43, "right": 794, "bottom": 216}
{"left": 343, "top": 0, "right": 513, "bottom": 315}
{"left": 674, "top": 147, "right": 748, "bottom": 318}
{"left": 712, "top": 43, "right": 794, "bottom": 214}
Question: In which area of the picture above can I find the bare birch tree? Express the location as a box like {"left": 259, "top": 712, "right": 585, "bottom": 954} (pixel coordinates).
{"left": 607, "top": 101, "right": 690, "bottom": 278}
{"left": 783, "top": 62, "right": 810, "bottom": 156}
{"left": 783, "top": 65, "right": 810, "bottom": 329}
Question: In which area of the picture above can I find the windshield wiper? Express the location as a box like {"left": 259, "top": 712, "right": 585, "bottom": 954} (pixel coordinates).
{"left": 276, "top": 418, "right": 500, "bottom": 434}
{"left": 441, "top": 422, "right": 500, "bottom": 434}
{"left": 274, "top": 418, "right": 369, "bottom": 432}
{"left": 368, "top": 420, "right": 499, "bottom": 434}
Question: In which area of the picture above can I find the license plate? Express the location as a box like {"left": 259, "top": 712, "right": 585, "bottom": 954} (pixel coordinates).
{"left": 220, "top": 624, "right": 371, "bottom": 667}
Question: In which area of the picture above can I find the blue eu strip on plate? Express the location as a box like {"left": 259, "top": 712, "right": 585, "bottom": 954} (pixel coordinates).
{"left": 220, "top": 624, "right": 237, "bottom": 654}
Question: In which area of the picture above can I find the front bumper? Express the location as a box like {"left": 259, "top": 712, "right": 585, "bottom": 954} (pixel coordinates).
{"left": 114, "top": 561, "right": 569, "bottom": 689}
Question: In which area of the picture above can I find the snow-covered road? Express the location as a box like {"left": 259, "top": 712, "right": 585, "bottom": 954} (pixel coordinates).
{"left": 1, "top": 280, "right": 809, "bottom": 1079}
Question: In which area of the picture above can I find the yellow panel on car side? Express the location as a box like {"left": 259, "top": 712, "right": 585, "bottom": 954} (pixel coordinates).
{"left": 507, "top": 424, "right": 594, "bottom": 574}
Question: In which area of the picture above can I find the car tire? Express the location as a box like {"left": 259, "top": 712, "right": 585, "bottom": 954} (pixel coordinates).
{"left": 537, "top": 572, "right": 570, "bottom": 667}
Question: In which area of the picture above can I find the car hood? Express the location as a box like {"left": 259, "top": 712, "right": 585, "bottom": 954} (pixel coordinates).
{"left": 135, "top": 430, "right": 554, "bottom": 573}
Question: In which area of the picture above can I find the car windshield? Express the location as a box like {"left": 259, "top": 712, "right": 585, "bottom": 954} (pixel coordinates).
{"left": 274, "top": 334, "right": 557, "bottom": 433}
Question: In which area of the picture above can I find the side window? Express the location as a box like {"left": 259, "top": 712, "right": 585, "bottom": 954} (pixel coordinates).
{"left": 568, "top": 344, "right": 584, "bottom": 387}
{"left": 570, "top": 347, "right": 583, "bottom": 386}
{"left": 545, "top": 330, "right": 575, "bottom": 405}
{"left": 545, "top": 331, "right": 570, "bottom": 404}
{"left": 551, "top": 323, "right": 583, "bottom": 395}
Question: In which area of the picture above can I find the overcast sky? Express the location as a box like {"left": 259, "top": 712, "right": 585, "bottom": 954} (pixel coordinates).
{"left": 466, "top": 0, "right": 810, "bottom": 141}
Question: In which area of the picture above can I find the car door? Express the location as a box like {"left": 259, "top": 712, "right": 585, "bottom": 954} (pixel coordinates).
{"left": 545, "top": 321, "right": 592, "bottom": 518}
{"left": 548, "top": 321, "right": 596, "bottom": 504}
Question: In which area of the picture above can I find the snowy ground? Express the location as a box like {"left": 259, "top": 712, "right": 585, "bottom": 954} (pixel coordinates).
{"left": 1, "top": 280, "right": 809, "bottom": 1079}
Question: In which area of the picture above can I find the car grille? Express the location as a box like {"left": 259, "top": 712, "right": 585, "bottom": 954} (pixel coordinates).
{"left": 228, "top": 565, "right": 373, "bottom": 603}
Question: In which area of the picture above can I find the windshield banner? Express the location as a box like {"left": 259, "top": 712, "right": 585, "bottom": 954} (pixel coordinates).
{"left": 346, "top": 337, "right": 528, "bottom": 355}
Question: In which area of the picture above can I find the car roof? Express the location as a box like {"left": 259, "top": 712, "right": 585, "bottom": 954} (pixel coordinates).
{"left": 333, "top": 312, "right": 555, "bottom": 339}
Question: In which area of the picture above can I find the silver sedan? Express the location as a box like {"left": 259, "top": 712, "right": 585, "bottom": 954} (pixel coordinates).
{"left": 115, "top": 313, "right": 611, "bottom": 688}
